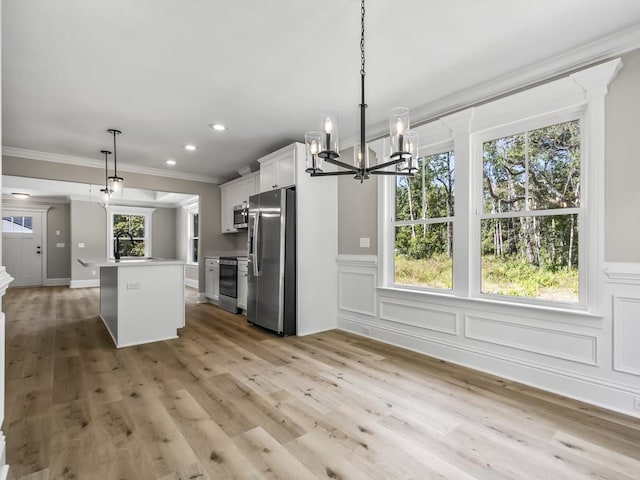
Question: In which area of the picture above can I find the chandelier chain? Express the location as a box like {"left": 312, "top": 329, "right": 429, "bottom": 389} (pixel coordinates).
{"left": 360, "top": 0, "right": 365, "bottom": 76}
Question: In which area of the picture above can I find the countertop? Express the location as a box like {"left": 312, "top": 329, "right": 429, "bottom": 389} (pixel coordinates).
{"left": 77, "top": 257, "right": 186, "bottom": 267}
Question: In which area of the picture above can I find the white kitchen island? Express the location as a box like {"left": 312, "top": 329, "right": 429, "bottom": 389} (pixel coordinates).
{"left": 78, "top": 258, "right": 185, "bottom": 348}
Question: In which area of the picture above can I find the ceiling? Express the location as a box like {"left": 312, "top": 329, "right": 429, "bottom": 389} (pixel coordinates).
{"left": 2, "top": 175, "right": 197, "bottom": 208}
{"left": 3, "top": 0, "right": 640, "bottom": 184}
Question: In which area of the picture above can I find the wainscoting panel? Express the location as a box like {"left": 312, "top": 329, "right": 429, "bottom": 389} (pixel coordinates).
{"left": 339, "top": 271, "right": 376, "bottom": 316}
{"left": 337, "top": 255, "right": 377, "bottom": 317}
{"left": 380, "top": 298, "right": 458, "bottom": 335}
{"left": 336, "top": 256, "right": 640, "bottom": 417}
{"left": 613, "top": 296, "right": 640, "bottom": 376}
{"left": 465, "top": 314, "right": 597, "bottom": 365}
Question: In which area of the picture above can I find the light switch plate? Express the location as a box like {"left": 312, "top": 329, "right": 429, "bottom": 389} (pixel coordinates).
{"left": 78, "top": 243, "right": 85, "bottom": 248}
{"left": 359, "top": 237, "right": 370, "bottom": 248}
{"left": 56, "top": 230, "right": 61, "bottom": 236}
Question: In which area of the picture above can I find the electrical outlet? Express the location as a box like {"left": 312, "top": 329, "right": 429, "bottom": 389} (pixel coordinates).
{"left": 91, "top": 270, "right": 96, "bottom": 276}
{"left": 633, "top": 397, "right": 640, "bottom": 411}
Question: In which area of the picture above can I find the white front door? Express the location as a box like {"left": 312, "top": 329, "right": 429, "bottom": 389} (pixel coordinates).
{"left": 2, "top": 211, "right": 44, "bottom": 287}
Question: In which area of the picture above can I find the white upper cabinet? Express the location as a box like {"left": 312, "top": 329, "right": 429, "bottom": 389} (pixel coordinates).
{"left": 220, "top": 172, "right": 258, "bottom": 234}
{"left": 258, "top": 144, "right": 298, "bottom": 193}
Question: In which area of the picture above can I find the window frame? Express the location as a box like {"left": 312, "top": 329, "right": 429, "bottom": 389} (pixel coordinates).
{"left": 391, "top": 141, "right": 456, "bottom": 293}
{"left": 106, "top": 206, "right": 155, "bottom": 259}
{"left": 377, "top": 59, "right": 619, "bottom": 316}
{"left": 471, "top": 109, "right": 587, "bottom": 309}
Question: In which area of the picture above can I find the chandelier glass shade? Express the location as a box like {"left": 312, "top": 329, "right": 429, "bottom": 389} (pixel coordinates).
{"left": 107, "top": 129, "right": 124, "bottom": 193}
{"left": 305, "top": 0, "right": 417, "bottom": 182}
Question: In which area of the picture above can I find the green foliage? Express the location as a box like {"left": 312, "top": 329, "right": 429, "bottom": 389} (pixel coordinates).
{"left": 395, "top": 254, "right": 452, "bottom": 289}
{"left": 113, "top": 214, "right": 146, "bottom": 257}
{"left": 394, "top": 121, "right": 581, "bottom": 302}
{"left": 481, "top": 256, "right": 578, "bottom": 302}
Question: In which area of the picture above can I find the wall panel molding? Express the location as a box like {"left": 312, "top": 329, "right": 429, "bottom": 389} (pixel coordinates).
{"left": 465, "top": 314, "right": 597, "bottom": 366}
{"left": 380, "top": 298, "right": 458, "bottom": 336}
{"left": 613, "top": 295, "right": 640, "bottom": 376}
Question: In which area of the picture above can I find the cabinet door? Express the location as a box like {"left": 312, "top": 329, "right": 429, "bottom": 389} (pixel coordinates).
{"left": 245, "top": 174, "right": 258, "bottom": 200}
{"left": 237, "top": 264, "right": 248, "bottom": 311}
{"left": 277, "top": 151, "right": 295, "bottom": 188}
{"left": 260, "top": 159, "right": 279, "bottom": 192}
{"left": 205, "top": 259, "right": 220, "bottom": 302}
{"left": 220, "top": 186, "right": 235, "bottom": 234}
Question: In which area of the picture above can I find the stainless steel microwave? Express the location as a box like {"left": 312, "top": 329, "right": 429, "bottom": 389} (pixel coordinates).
{"left": 233, "top": 203, "right": 248, "bottom": 229}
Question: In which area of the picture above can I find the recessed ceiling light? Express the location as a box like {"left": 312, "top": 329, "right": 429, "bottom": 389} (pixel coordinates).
{"left": 209, "top": 123, "right": 226, "bottom": 132}
{"left": 166, "top": 159, "right": 176, "bottom": 166}
{"left": 184, "top": 144, "right": 197, "bottom": 151}
{"left": 11, "top": 192, "right": 30, "bottom": 199}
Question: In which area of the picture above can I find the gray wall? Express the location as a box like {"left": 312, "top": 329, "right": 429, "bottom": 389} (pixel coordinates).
{"left": 175, "top": 206, "right": 188, "bottom": 262}
{"left": 47, "top": 203, "right": 71, "bottom": 279}
{"left": 152, "top": 207, "right": 177, "bottom": 259}
{"left": 3, "top": 156, "right": 237, "bottom": 290}
{"left": 338, "top": 146, "right": 378, "bottom": 255}
{"left": 605, "top": 48, "right": 640, "bottom": 262}
{"left": 70, "top": 201, "right": 106, "bottom": 282}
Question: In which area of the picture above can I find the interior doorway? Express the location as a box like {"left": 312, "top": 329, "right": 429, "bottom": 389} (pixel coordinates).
{"left": 2, "top": 209, "right": 46, "bottom": 287}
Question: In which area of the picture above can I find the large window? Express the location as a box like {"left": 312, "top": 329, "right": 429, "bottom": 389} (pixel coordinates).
{"left": 107, "top": 207, "right": 153, "bottom": 258}
{"left": 394, "top": 150, "right": 454, "bottom": 289}
{"left": 380, "top": 60, "right": 616, "bottom": 314}
{"left": 481, "top": 120, "right": 581, "bottom": 303}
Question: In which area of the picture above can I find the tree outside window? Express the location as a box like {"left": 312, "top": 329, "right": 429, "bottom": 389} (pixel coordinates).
{"left": 394, "top": 150, "right": 455, "bottom": 289}
{"left": 112, "top": 214, "right": 146, "bottom": 257}
{"left": 481, "top": 119, "right": 580, "bottom": 302}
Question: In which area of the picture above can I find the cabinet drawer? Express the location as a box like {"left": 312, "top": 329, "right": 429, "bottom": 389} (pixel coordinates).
{"left": 205, "top": 258, "right": 219, "bottom": 268}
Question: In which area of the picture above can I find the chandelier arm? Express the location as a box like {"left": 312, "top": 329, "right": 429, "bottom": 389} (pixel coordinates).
{"left": 311, "top": 171, "right": 363, "bottom": 177}
{"left": 324, "top": 157, "right": 361, "bottom": 172}
{"left": 370, "top": 170, "right": 416, "bottom": 176}
{"left": 367, "top": 157, "right": 407, "bottom": 172}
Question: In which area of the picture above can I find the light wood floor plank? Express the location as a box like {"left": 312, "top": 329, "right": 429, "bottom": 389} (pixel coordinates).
{"left": 4, "top": 285, "right": 640, "bottom": 480}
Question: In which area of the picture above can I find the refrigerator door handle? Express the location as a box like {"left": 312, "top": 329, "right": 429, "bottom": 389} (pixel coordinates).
{"left": 253, "top": 211, "right": 261, "bottom": 277}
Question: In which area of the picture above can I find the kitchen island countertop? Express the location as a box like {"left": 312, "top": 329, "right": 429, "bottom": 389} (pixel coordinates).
{"left": 77, "top": 257, "right": 185, "bottom": 267}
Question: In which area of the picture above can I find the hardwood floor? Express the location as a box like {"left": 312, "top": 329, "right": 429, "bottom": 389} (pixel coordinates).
{"left": 4, "top": 286, "right": 640, "bottom": 480}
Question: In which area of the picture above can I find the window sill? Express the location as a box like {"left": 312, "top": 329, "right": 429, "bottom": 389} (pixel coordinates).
{"left": 376, "top": 286, "right": 603, "bottom": 326}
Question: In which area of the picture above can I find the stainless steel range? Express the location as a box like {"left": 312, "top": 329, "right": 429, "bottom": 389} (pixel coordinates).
{"left": 219, "top": 257, "right": 240, "bottom": 314}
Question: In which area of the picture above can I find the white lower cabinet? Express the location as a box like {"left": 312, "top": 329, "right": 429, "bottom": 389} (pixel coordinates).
{"left": 204, "top": 257, "right": 219, "bottom": 303}
{"left": 237, "top": 258, "right": 248, "bottom": 313}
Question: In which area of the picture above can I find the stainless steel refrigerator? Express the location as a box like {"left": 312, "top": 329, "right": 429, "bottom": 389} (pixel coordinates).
{"left": 247, "top": 188, "right": 296, "bottom": 335}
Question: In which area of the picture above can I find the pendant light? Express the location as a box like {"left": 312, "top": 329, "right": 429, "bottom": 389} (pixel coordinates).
{"left": 107, "top": 129, "right": 124, "bottom": 193}
{"left": 305, "top": 0, "right": 417, "bottom": 182}
{"left": 99, "top": 149, "right": 113, "bottom": 205}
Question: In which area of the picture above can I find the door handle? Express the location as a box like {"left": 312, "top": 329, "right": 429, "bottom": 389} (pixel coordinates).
{"left": 253, "top": 212, "right": 260, "bottom": 277}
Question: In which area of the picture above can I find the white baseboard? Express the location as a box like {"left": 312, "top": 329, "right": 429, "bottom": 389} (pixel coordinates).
{"left": 185, "top": 278, "right": 198, "bottom": 289}
{"left": 70, "top": 279, "right": 100, "bottom": 288}
{"left": 338, "top": 315, "right": 640, "bottom": 419}
{"left": 196, "top": 293, "right": 209, "bottom": 303}
{"left": 44, "top": 277, "right": 70, "bottom": 286}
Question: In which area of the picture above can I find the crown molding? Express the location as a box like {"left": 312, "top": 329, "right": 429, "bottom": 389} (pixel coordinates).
{"left": 2, "top": 146, "right": 224, "bottom": 185}
{"left": 343, "top": 24, "right": 640, "bottom": 148}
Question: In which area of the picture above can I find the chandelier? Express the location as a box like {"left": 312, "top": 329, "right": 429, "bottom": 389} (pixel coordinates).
{"left": 107, "top": 128, "right": 124, "bottom": 193}
{"left": 305, "top": 0, "right": 418, "bottom": 182}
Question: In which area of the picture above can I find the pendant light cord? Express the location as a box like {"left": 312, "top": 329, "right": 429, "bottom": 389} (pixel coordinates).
{"left": 359, "top": 0, "right": 367, "bottom": 167}
{"left": 112, "top": 130, "right": 118, "bottom": 176}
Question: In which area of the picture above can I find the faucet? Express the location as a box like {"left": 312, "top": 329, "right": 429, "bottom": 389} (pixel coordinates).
{"left": 114, "top": 231, "right": 135, "bottom": 260}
